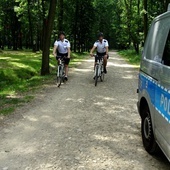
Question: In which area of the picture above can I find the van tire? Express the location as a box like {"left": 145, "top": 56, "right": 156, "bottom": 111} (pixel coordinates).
{"left": 141, "top": 105, "right": 159, "bottom": 154}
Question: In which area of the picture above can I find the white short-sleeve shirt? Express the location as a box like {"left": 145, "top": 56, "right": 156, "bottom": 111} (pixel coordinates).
{"left": 94, "top": 39, "right": 109, "bottom": 53}
{"left": 54, "top": 39, "right": 70, "bottom": 54}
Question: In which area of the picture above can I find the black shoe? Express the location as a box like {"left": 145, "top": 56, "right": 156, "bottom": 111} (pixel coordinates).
{"left": 65, "top": 77, "right": 68, "bottom": 81}
{"left": 104, "top": 68, "right": 107, "bottom": 74}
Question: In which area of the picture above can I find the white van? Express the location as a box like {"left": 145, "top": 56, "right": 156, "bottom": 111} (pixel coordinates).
{"left": 137, "top": 5, "right": 170, "bottom": 161}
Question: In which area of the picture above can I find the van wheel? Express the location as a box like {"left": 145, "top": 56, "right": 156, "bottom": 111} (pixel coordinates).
{"left": 141, "top": 105, "right": 159, "bottom": 154}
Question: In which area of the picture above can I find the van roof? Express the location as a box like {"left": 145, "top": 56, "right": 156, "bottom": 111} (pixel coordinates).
{"left": 153, "top": 7, "right": 170, "bottom": 23}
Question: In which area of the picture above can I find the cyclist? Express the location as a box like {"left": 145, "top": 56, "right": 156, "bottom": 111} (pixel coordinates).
{"left": 53, "top": 31, "right": 71, "bottom": 81}
{"left": 90, "top": 32, "right": 109, "bottom": 73}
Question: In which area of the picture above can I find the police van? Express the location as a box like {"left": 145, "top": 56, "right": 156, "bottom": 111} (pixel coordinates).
{"left": 137, "top": 5, "right": 170, "bottom": 161}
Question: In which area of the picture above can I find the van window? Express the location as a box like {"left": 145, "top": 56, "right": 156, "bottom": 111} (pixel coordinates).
{"left": 162, "top": 30, "right": 170, "bottom": 66}
{"left": 144, "top": 20, "right": 169, "bottom": 61}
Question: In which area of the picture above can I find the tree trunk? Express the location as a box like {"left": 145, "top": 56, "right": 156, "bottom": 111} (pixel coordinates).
{"left": 144, "top": 0, "right": 148, "bottom": 41}
{"left": 164, "top": 0, "right": 169, "bottom": 11}
{"left": 12, "top": 13, "right": 18, "bottom": 50}
{"left": 41, "top": 0, "right": 57, "bottom": 75}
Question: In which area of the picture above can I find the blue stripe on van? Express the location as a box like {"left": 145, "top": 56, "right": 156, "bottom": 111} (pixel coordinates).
{"left": 139, "top": 73, "right": 170, "bottom": 124}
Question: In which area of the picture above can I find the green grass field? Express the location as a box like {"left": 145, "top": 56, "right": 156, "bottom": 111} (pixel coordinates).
{"left": 118, "top": 50, "right": 141, "bottom": 65}
{"left": 0, "top": 50, "right": 87, "bottom": 115}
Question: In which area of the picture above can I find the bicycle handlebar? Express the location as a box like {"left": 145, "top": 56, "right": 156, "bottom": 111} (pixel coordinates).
{"left": 57, "top": 56, "right": 67, "bottom": 59}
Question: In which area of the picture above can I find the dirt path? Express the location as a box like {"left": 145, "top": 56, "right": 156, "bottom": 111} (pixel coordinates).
{"left": 0, "top": 51, "right": 169, "bottom": 170}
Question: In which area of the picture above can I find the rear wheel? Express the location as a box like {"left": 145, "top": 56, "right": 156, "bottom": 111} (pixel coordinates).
{"left": 141, "top": 105, "right": 159, "bottom": 154}
{"left": 95, "top": 65, "right": 98, "bottom": 86}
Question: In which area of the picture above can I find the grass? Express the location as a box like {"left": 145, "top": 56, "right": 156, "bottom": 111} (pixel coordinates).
{"left": 0, "top": 50, "right": 87, "bottom": 115}
{"left": 118, "top": 49, "right": 141, "bottom": 65}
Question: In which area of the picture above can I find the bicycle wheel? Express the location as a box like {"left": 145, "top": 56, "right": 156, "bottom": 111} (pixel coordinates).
{"left": 95, "top": 65, "right": 98, "bottom": 86}
{"left": 57, "top": 66, "right": 62, "bottom": 87}
{"left": 100, "top": 65, "right": 104, "bottom": 82}
{"left": 100, "top": 72, "right": 104, "bottom": 82}
{"left": 60, "top": 66, "right": 65, "bottom": 83}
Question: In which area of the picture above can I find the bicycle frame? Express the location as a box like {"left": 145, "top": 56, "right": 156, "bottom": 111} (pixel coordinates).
{"left": 94, "top": 55, "right": 104, "bottom": 77}
{"left": 57, "top": 58, "right": 65, "bottom": 77}
{"left": 56, "top": 56, "right": 65, "bottom": 87}
{"left": 93, "top": 55, "right": 104, "bottom": 86}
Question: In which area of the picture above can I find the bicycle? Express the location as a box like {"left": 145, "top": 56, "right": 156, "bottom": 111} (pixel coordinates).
{"left": 56, "top": 56, "right": 66, "bottom": 87}
{"left": 93, "top": 54, "right": 104, "bottom": 86}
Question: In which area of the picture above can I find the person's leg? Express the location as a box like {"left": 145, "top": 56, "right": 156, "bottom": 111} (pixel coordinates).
{"left": 94, "top": 62, "right": 97, "bottom": 71}
{"left": 93, "top": 56, "right": 98, "bottom": 79}
{"left": 56, "top": 56, "right": 60, "bottom": 76}
{"left": 65, "top": 64, "right": 69, "bottom": 77}
{"left": 64, "top": 58, "right": 70, "bottom": 81}
{"left": 103, "top": 55, "right": 108, "bottom": 73}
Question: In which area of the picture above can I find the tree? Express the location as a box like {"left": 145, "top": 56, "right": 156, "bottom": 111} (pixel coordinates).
{"left": 41, "top": 0, "right": 57, "bottom": 75}
{"left": 0, "top": 0, "right": 169, "bottom": 56}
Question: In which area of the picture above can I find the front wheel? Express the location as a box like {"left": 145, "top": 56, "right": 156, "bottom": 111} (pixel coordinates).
{"left": 100, "top": 66, "right": 104, "bottom": 82}
{"left": 141, "top": 105, "right": 159, "bottom": 154}
{"left": 95, "top": 65, "right": 99, "bottom": 86}
{"left": 57, "top": 66, "right": 62, "bottom": 87}
{"left": 100, "top": 72, "right": 104, "bottom": 82}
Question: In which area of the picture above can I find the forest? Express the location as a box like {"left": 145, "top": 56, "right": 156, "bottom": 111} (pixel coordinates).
{"left": 0, "top": 0, "right": 170, "bottom": 74}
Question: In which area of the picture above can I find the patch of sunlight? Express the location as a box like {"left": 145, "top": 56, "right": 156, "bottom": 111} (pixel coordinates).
{"left": 10, "top": 62, "right": 30, "bottom": 68}
{"left": 66, "top": 98, "right": 74, "bottom": 101}
{"left": 74, "top": 68, "right": 92, "bottom": 72}
{"left": 29, "top": 59, "right": 40, "bottom": 62}
{"left": 109, "top": 62, "right": 139, "bottom": 68}
{"left": 94, "top": 102, "right": 104, "bottom": 106}
{"left": 122, "top": 75, "right": 135, "bottom": 79}
{"left": 15, "top": 145, "right": 36, "bottom": 155}
{"left": 0, "top": 90, "right": 16, "bottom": 96}
{"left": 0, "top": 57, "right": 13, "bottom": 60}
{"left": 93, "top": 134, "right": 119, "bottom": 142}
{"left": 52, "top": 122, "right": 66, "bottom": 128}
{"left": 78, "top": 98, "right": 84, "bottom": 103}
{"left": 26, "top": 116, "right": 38, "bottom": 122}
{"left": 6, "top": 94, "right": 22, "bottom": 99}
{"left": 87, "top": 59, "right": 94, "bottom": 62}
{"left": 103, "top": 97, "right": 115, "bottom": 101}
{"left": 24, "top": 125, "right": 36, "bottom": 131}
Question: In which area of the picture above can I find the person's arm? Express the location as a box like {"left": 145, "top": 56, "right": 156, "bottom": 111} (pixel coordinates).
{"left": 105, "top": 40, "right": 109, "bottom": 56}
{"left": 53, "top": 41, "right": 58, "bottom": 57}
{"left": 67, "top": 41, "right": 71, "bottom": 58}
{"left": 90, "top": 46, "right": 96, "bottom": 56}
{"left": 67, "top": 47, "right": 71, "bottom": 58}
{"left": 106, "top": 46, "right": 109, "bottom": 56}
{"left": 53, "top": 45, "right": 58, "bottom": 57}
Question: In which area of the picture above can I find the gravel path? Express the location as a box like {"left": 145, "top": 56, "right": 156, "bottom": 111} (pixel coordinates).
{"left": 0, "top": 51, "right": 169, "bottom": 170}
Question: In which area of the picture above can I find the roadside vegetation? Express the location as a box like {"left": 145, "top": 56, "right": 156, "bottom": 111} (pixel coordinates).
{"left": 118, "top": 50, "right": 141, "bottom": 66}
{"left": 0, "top": 50, "right": 87, "bottom": 115}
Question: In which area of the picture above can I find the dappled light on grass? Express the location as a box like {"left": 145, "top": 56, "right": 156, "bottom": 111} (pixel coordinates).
{"left": 10, "top": 61, "right": 37, "bottom": 70}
